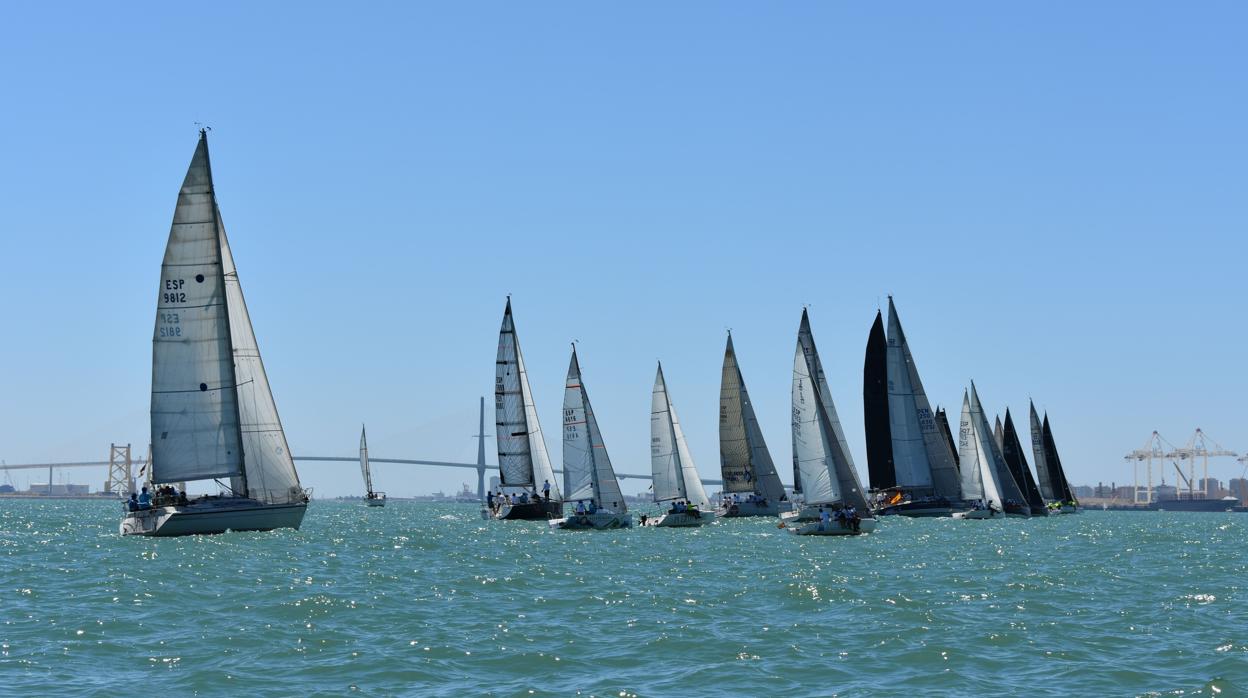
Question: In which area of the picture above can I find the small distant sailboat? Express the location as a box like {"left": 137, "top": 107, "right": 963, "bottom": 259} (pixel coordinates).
{"left": 1030, "top": 402, "right": 1079, "bottom": 514}
{"left": 781, "top": 310, "right": 876, "bottom": 535}
{"left": 953, "top": 385, "right": 1026, "bottom": 519}
{"left": 491, "top": 299, "right": 562, "bottom": 520}
{"left": 120, "top": 131, "right": 308, "bottom": 537}
{"left": 863, "top": 299, "right": 964, "bottom": 517}
{"left": 647, "top": 363, "right": 712, "bottom": 527}
{"left": 717, "top": 332, "right": 788, "bottom": 517}
{"left": 549, "top": 346, "right": 631, "bottom": 530}
{"left": 360, "top": 426, "right": 385, "bottom": 507}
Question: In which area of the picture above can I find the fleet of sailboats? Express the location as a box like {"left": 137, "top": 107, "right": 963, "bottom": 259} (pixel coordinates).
{"left": 117, "top": 133, "right": 1087, "bottom": 538}
{"left": 120, "top": 131, "right": 308, "bottom": 537}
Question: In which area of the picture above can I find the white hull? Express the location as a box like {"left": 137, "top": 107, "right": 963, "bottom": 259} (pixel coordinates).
{"left": 549, "top": 512, "right": 633, "bottom": 530}
{"left": 120, "top": 497, "right": 306, "bottom": 536}
{"left": 786, "top": 517, "right": 877, "bottom": 536}
{"left": 365, "top": 496, "right": 386, "bottom": 507}
{"left": 646, "top": 511, "right": 713, "bottom": 527}
{"left": 953, "top": 508, "right": 1003, "bottom": 520}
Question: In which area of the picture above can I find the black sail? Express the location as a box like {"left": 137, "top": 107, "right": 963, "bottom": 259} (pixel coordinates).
{"left": 1042, "top": 415, "right": 1077, "bottom": 503}
{"left": 862, "top": 310, "right": 895, "bottom": 491}
{"left": 936, "top": 406, "right": 960, "bottom": 470}
{"left": 1002, "top": 410, "right": 1047, "bottom": 515}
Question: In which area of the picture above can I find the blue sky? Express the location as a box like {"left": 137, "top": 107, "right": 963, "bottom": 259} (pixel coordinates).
{"left": 2, "top": 2, "right": 1245, "bottom": 497}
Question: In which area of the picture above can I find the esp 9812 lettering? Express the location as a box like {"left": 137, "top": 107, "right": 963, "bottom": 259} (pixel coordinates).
{"left": 162, "top": 278, "right": 187, "bottom": 304}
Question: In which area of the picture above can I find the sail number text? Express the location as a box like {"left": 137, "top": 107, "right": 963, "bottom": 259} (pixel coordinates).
{"left": 162, "top": 278, "right": 187, "bottom": 304}
{"left": 158, "top": 311, "right": 181, "bottom": 338}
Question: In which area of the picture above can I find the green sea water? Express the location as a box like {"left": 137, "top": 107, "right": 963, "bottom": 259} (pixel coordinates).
{"left": 2, "top": 500, "right": 1246, "bottom": 696}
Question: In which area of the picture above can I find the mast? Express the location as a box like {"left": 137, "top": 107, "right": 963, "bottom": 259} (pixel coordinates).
{"left": 494, "top": 299, "right": 559, "bottom": 498}
{"left": 862, "top": 310, "right": 895, "bottom": 491}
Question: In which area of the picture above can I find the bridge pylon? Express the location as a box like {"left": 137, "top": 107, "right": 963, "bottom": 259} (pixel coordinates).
{"left": 105, "top": 443, "right": 132, "bottom": 497}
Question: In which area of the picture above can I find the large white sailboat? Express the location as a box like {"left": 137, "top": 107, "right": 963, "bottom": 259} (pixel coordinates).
{"left": 491, "top": 299, "right": 562, "bottom": 520}
{"left": 717, "top": 332, "right": 788, "bottom": 517}
{"left": 120, "top": 131, "right": 308, "bottom": 537}
{"left": 360, "top": 426, "right": 385, "bottom": 506}
{"left": 549, "top": 346, "right": 632, "bottom": 530}
{"left": 781, "top": 310, "right": 876, "bottom": 536}
{"left": 647, "top": 363, "right": 712, "bottom": 527}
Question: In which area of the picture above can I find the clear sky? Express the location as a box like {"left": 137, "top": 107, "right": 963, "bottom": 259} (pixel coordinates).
{"left": 2, "top": 2, "right": 1245, "bottom": 497}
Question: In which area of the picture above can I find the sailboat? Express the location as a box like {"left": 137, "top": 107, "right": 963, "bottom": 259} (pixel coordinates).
{"left": 360, "top": 426, "right": 385, "bottom": 506}
{"left": 863, "top": 298, "right": 964, "bottom": 517}
{"left": 549, "top": 346, "right": 632, "bottom": 530}
{"left": 780, "top": 310, "right": 876, "bottom": 535}
{"left": 647, "top": 363, "right": 712, "bottom": 527}
{"left": 491, "top": 299, "right": 562, "bottom": 520}
{"left": 717, "top": 332, "right": 788, "bottom": 517}
{"left": 1000, "top": 410, "right": 1046, "bottom": 516}
{"left": 952, "top": 384, "right": 1026, "bottom": 519}
{"left": 1030, "top": 402, "right": 1079, "bottom": 514}
{"left": 120, "top": 131, "right": 308, "bottom": 537}
{"left": 976, "top": 387, "right": 1030, "bottom": 517}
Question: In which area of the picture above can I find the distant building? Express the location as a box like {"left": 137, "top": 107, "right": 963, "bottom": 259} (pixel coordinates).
{"left": 0, "top": 484, "right": 15, "bottom": 494}
{"left": 1228, "top": 478, "right": 1248, "bottom": 503}
{"left": 29, "top": 483, "right": 90, "bottom": 496}
{"left": 1073, "top": 485, "right": 1094, "bottom": 499}
{"left": 1155, "top": 484, "right": 1178, "bottom": 500}
{"left": 1199, "top": 478, "right": 1223, "bottom": 498}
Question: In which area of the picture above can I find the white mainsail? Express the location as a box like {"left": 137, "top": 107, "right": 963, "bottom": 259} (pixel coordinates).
{"left": 650, "top": 363, "right": 710, "bottom": 508}
{"left": 150, "top": 132, "right": 301, "bottom": 503}
{"left": 719, "top": 333, "right": 786, "bottom": 501}
{"left": 958, "top": 390, "right": 1006, "bottom": 508}
{"left": 885, "top": 298, "right": 961, "bottom": 499}
{"left": 974, "top": 386, "right": 1027, "bottom": 512}
{"left": 791, "top": 343, "right": 841, "bottom": 506}
{"left": 562, "top": 347, "right": 626, "bottom": 513}
{"left": 360, "top": 426, "right": 373, "bottom": 495}
{"left": 494, "top": 299, "right": 560, "bottom": 498}
{"left": 150, "top": 135, "right": 244, "bottom": 485}
{"left": 795, "top": 310, "right": 871, "bottom": 511}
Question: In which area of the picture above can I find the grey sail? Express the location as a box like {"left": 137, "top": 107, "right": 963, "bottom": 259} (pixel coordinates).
{"left": 972, "top": 384, "right": 1027, "bottom": 514}
{"left": 885, "top": 298, "right": 961, "bottom": 500}
{"left": 562, "top": 347, "right": 626, "bottom": 513}
{"left": 959, "top": 389, "right": 1007, "bottom": 508}
{"left": 494, "top": 299, "right": 560, "bottom": 498}
{"left": 796, "top": 310, "right": 871, "bottom": 512}
{"left": 1029, "top": 401, "right": 1056, "bottom": 500}
{"left": 650, "top": 363, "right": 710, "bottom": 508}
{"left": 360, "top": 426, "right": 373, "bottom": 495}
{"left": 218, "top": 212, "right": 302, "bottom": 503}
{"left": 993, "top": 415, "right": 1004, "bottom": 452}
{"left": 150, "top": 135, "right": 245, "bottom": 486}
{"left": 719, "top": 333, "right": 786, "bottom": 502}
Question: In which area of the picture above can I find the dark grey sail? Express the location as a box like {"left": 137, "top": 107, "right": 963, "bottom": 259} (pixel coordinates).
{"left": 1029, "top": 402, "right": 1056, "bottom": 500}
{"left": 1001, "top": 410, "right": 1047, "bottom": 515}
{"left": 1042, "top": 414, "right": 1077, "bottom": 504}
{"left": 971, "top": 384, "right": 1029, "bottom": 516}
{"left": 936, "top": 406, "right": 960, "bottom": 469}
{"left": 719, "top": 333, "right": 786, "bottom": 502}
{"left": 862, "top": 310, "right": 894, "bottom": 491}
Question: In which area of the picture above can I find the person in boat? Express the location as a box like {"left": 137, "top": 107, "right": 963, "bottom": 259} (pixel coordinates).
{"left": 518, "top": 491, "right": 529, "bottom": 504}
{"left": 486, "top": 491, "right": 494, "bottom": 510}
{"left": 138, "top": 487, "right": 152, "bottom": 510}
{"left": 177, "top": 490, "right": 189, "bottom": 506}
{"left": 542, "top": 480, "right": 551, "bottom": 501}
{"left": 127, "top": 492, "right": 139, "bottom": 512}
{"left": 846, "top": 505, "right": 860, "bottom": 532}
{"left": 834, "top": 507, "right": 847, "bottom": 529}
{"left": 586, "top": 499, "right": 598, "bottom": 514}
{"left": 818, "top": 507, "right": 831, "bottom": 532}
{"left": 639, "top": 514, "right": 649, "bottom": 526}
{"left": 575, "top": 500, "right": 587, "bottom": 515}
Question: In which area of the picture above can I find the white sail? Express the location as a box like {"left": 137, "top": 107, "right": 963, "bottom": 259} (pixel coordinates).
{"left": 563, "top": 348, "right": 627, "bottom": 513}
{"left": 967, "top": 386, "right": 1007, "bottom": 509}
{"left": 360, "top": 426, "right": 373, "bottom": 495}
{"left": 956, "top": 392, "right": 984, "bottom": 502}
{"left": 218, "top": 215, "right": 302, "bottom": 503}
{"left": 494, "top": 300, "right": 560, "bottom": 498}
{"left": 791, "top": 343, "right": 840, "bottom": 505}
{"left": 719, "top": 334, "right": 785, "bottom": 500}
{"left": 150, "top": 135, "right": 244, "bottom": 485}
{"left": 973, "top": 386, "right": 1026, "bottom": 511}
{"left": 650, "top": 364, "right": 709, "bottom": 507}
{"left": 796, "top": 310, "right": 871, "bottom": 511}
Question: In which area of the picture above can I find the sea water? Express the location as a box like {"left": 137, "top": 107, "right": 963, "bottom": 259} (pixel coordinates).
{"left": 2, "top": 500, "right": 1245, "bottom": 696}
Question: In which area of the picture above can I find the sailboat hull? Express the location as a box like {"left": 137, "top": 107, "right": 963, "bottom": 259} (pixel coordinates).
{"left": 549, "top": 512, "right": 633, "bottom": 530}
{"left": 492, "top": 500, "right": 562, "bottom": 520}
{"left": 365, "top": 498, "right": 386, "bottom": 507}
{"left": 717, "top": 499, "right": 781, "bottom": 517}
{"left": 952, "top": 508, "right": 1002, "bottom": 520}
{"left": 786, "top": 517, "right": 877, "bottom": 536}
{"left": 647, "top": 511, "right": 713, "bottom": 527}
{"left": 875, "top": 500, "right": 960, "bottom": 518}
{"left": 120, "top": 498, "right": 307, "bottom": 537}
